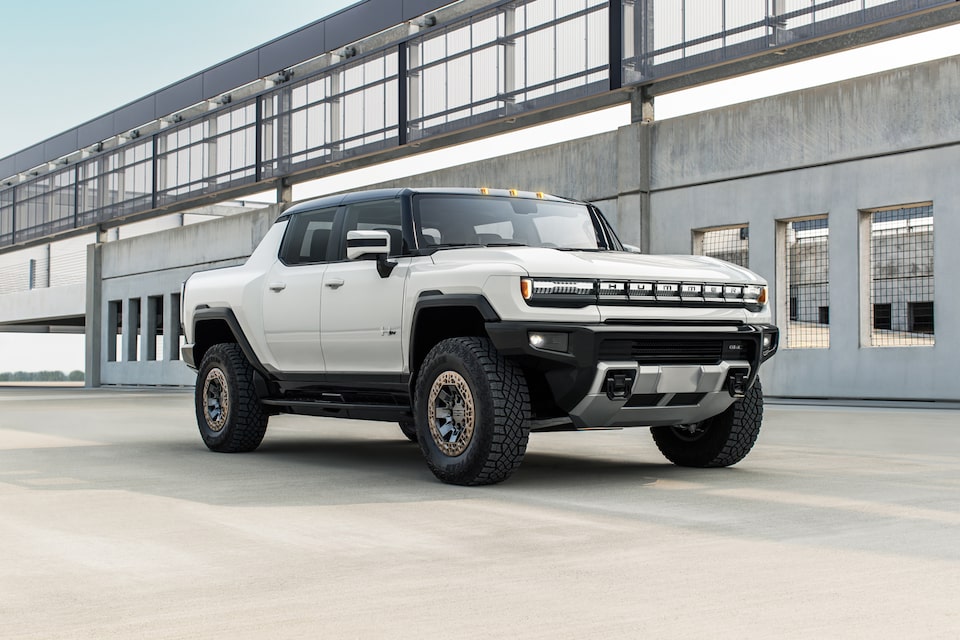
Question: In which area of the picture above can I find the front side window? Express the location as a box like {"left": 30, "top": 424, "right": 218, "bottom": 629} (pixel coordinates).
{"left": 413, "top": 195, "right": 612, "bottom": 250}
{"left": 341, "top": 199, "right": 406, "bottom": 258}
{"left": 279, "top": 207, "right": 337, "bottom": 265}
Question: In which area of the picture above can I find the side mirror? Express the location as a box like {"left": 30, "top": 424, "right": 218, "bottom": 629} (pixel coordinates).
{"left": 346, "top": 229, "right": 391, "bottom": 261}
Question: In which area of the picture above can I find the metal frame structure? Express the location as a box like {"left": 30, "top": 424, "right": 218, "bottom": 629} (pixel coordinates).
{"left": 1, "top": 0, "right": 957, "bottom": 252}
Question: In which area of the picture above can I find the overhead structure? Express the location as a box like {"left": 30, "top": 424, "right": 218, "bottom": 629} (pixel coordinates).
{"left": 1, "top": 0, "right": 959, "bottom": 252}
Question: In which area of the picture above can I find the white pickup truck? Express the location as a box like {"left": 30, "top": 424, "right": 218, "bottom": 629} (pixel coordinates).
{"left": 181, "top": 188, "right": 779, "bottom": 485}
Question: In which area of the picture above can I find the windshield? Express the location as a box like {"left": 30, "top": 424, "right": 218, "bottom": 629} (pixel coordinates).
{"left": 413, "top": 194, "right": 615, "bottom": 251}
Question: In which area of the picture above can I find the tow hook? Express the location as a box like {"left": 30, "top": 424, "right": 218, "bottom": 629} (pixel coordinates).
{"left": 727, "top": 369, "right": 749, "bottom": 398}
{"left": 605, "top": 370, "right": 635, "bottom": 400}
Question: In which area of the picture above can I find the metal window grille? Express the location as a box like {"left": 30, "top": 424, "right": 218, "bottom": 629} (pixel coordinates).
{"left": 783, "top": 216, "right": 829, "bottom": 349}
{"left": 261, "top": 50, "right": 399, "bottom": 179}
{"left": 868, "top": 204, "right": 934, "bottom": 346}
{"left": 694, "top": 224, "right": 749, "bottom": 268}
{"left": 156, "top": 100, "right": 258, "bottom": 207}
{"left": 78, "top": 139, "right": 153, "bottom": 226}
{"left": 0, "top": 187, "right": 13, "bottom": 246}
{"left": 14, "top": 168, "right": 76, "bottom": 243}
{"left": 622, "top": 0, "right": 952, "bottom": 84}
{"left": 407, "top": 0, "right": 608, "bottom": 140}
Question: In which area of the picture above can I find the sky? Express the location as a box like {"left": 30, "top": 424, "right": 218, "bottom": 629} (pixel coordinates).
{"left": 1, "top": 1, "right": 960, "bottom": 373}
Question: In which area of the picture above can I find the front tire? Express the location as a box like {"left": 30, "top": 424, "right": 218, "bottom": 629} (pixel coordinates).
{"left": 415, "top": 337, "right": 531, "bottom": 486}
{"left": 651, "top": 379, "right": 764, "bottom": 468}
{"left": 195, "top": 343, "right": 269, "bottom": 453}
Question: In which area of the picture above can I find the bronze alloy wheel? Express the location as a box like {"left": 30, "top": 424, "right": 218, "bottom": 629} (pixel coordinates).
{"left": 427, "top": 370, "right": 476, "bottom": 457}
{"left": 202, "top": 367, "right": 230, "bottom": 432}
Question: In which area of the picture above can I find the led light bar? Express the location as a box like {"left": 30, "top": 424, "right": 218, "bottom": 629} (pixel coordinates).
{"left": 521, "top": 278, "right": 767, "bottom": 308}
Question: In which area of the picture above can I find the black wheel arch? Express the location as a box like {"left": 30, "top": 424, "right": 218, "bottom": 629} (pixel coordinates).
{"left": 191, "top": 307, "right": 275, "bottom": 399}
{"left": 409, "top": 293, "right": 499, "bottom": 391}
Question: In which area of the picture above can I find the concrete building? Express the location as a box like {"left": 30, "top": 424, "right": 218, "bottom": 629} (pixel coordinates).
{"left": 1, "top": 0, "right": 958, "bottom": 401}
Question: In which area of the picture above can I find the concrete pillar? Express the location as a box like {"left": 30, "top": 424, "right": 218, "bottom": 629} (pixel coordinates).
{"left": 123, "top": 297, "right": 140, "bottom": 362}
{"left": 164, "top": 291, "right": 181, "bottom": 362}
{"left": 97, "top": 226, "right": 119, "bottom": 243}
{"left": 143, "top": 295, "right": 159, "bottom": 361}
{"left": 84, "top": 243, "right": 103, "bottom": 388}
{"left": 616, "top": 116, "right": 653, "bottom": 253}
{"left": 277, "top": 179, "right": 293, "bottom": 212}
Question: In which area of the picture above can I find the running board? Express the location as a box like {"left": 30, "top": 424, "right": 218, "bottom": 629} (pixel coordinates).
{"left": 261, "top": 398, "right": 411, "bottom": 422}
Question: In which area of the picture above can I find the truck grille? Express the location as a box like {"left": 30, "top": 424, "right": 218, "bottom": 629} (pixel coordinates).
{"left": 599, "top": 337, "right": 727, "bottom": 365}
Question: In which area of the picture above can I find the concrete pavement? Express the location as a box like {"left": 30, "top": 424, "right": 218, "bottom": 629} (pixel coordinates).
{"left": 0, "top": 387, "right": 957, "bottom": 638}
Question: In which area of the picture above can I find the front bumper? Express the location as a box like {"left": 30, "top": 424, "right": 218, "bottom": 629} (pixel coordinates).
{"left": 486, "top": 321, "right": 778, "bottom": 429}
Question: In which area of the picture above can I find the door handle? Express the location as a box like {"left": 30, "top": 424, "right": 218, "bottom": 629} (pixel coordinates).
{"left": 325, "top": 278, "right": 345, "bottom": 289}
{"left": 268, "top": 282, "right": 287, "bottom": 292}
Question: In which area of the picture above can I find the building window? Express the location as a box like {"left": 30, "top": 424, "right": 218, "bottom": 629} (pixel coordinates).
{"left": 778, "top": 216, "right": 829, "bottom": 349}
{"left": 862, "top": 204, "right": 934, "bottom": 347}
{"left": 909, "top": 301, "right": 934, "bottom": 334}
{"left": 693, "top": 224, "right": 749, "bottom": 268}
{"left": 873, "top": 303, "right": 891, "bottom": 330}
{"left": 107, "top": 300, "right": 122, "bottom": 362}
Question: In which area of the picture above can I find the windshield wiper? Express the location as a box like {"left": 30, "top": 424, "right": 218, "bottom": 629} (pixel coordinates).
{"left": 485, "top": 242, "right": 528, "bottom": 247}
{"left": 554, "top": 247, "right": 607, "bottom": 252}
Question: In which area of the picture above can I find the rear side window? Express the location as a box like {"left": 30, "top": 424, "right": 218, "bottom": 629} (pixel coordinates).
{"left": 279, "top": 207, "right": 337, "bottom": 265}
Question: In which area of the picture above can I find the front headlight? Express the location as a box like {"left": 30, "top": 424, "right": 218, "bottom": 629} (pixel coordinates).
{"left": 520, "top": 278, "right": 596, "bottom": 305}
{"left": 743, "top": 285, "right": 767, "bottom": 305}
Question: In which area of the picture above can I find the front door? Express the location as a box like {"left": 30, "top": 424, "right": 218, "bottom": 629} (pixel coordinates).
{"left": 320, "top": 199, "right": 407, "bottom": 374}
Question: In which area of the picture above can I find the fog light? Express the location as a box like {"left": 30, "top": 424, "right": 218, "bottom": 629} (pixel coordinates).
{"left": 529, "top": 332, "right": 569, "bottom": 352}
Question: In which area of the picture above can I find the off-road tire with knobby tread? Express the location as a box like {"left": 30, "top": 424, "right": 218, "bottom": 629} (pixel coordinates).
{"left": 195, "top": 343, "right": 269, "bottom": 453}
{"left": 651, "top": 379, "right": 764, "bottom": 468}
{"left": 398, "top": 420, "right": 418, "bottom": 443}
{"left": 415, "top": 336, "right": 531, "bottom": 486}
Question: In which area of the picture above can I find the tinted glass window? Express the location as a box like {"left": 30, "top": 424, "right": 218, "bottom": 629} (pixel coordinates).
{"left": 413, "top": 195, "right": 606, "bottom": 250}
{"left": 279, "top": 207, "right": 337, "bottom": 265}
{"left": 341, "top": 199, "right": 405, "bottom": 258}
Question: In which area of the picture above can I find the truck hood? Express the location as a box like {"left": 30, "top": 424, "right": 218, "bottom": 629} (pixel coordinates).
{"left": 429, "top": 247, "right": 764, "bottom": 284}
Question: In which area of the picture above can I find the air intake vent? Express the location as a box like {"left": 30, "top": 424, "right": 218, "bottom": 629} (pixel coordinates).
{"left": 599, "top": 338, "right": 726, "bottom": 365}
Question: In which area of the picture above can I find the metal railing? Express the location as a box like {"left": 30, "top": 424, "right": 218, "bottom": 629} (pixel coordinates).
{"left": 0, "top": 0, "right": 953, "bottom": 251}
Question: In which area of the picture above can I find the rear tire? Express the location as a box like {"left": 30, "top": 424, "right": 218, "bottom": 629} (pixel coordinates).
{"left": 195, "top": 343, "right": 269, "bottom": 453}
{"left": 651, "top": 379, "right": 764, "bottom": 468}
{"left": 415, "top": 337, "right": 530, "bottom": 486}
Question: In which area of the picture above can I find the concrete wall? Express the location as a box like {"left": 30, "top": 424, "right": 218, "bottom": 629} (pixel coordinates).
{"left": 648, "top": 57, "right": 960, "bottom": 399}
{"left": 93, "top": 206, "right": 280, "bottom": 386}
